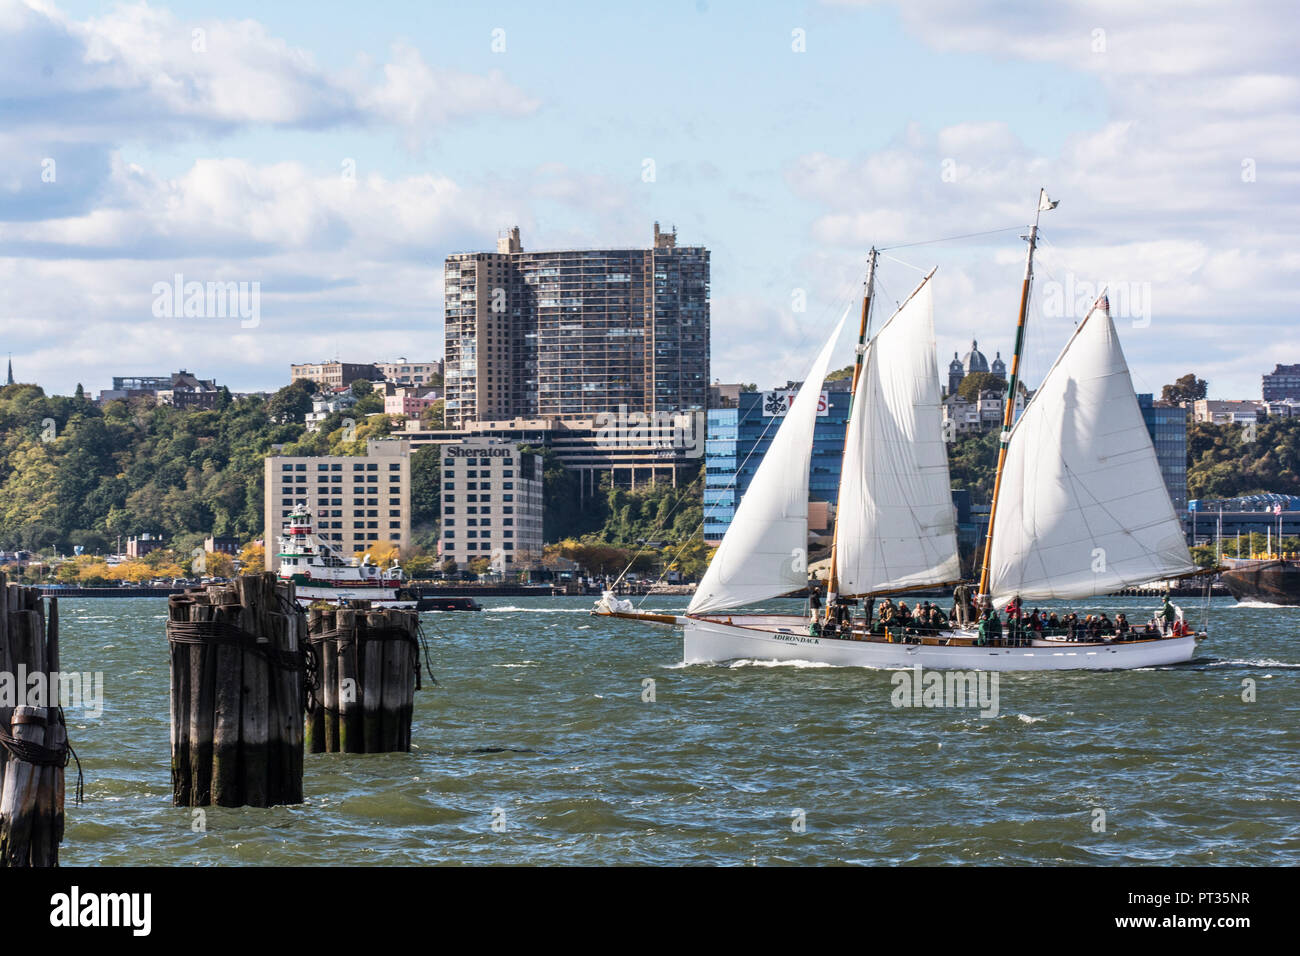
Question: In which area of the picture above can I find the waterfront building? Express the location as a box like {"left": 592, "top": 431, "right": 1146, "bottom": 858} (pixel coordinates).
{"left": 708, "top": 382, "right": 747, "bottom": 409}
{"left": 204, "top": 535, "right": 240, "bottom": 555}
{"left": 262, "top": 438, "right": 411, "bottom": 571}
{"left": 1138, "top": 393, "right": 1189, "bottom": 512}
{"left": 374, "top": 359, "right": 441, "bottom": 385}
{"left": 304, "top": 387, "right": 358, "bottom": 432}
{"left": 1262, "top": 363, "right": 1300, "bottom": 401}
{"left": 941, "top": 387, "right": 1026, "bottom": 435}
{"left": 99, "top": 370, "right": 220, "bottom": 406}
{"left": 126, "top": 534, "right": 165, "bottom": 558}
{"left": 1262, "top": 398, "right": 1300, "bottom": 418}
{"left": 289, "top": 361, "right": 384, "bottom": 390}
{"left": 439, "top": 437, "right": 544, "bottom": 568}
{"left": 1187, "top": 494, "right": 1300, "bottom": 545}
{"left": 702, "top": 380, "right": 850, "bottom": 545}
{"left": 946, "top": 340, "right": 1006, "bottom": 395}
{"left": 155, "top": 369, "right": 222, "bottom": 409}
{"left": 397, "top": 411, "right": 701, "bottom": 495}
{"left": 443, "top": 223, "right": 709, "bottom": 429}
{"left": 1192, "top": 399, "right": 1261, "bottom": 424}
{"left": 384, "top": 387, "right": 440, "bottom": 418}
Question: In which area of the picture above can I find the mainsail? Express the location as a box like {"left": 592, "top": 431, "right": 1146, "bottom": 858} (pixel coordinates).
{"left": 832, "top": 277, "right": 961, "bottom": 596}
{"left": 688, "top": 309, "right": 849, "bottom": 615}
{"left": 987, "top": 298, "right": 1196, "bottom": 603}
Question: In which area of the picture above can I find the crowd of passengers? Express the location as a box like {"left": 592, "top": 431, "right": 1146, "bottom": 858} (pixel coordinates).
{"left": 809, "top": 590, "right": 1192, "bottom": 645}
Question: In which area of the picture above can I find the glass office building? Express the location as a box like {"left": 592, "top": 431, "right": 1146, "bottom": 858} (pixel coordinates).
{"left": 703, "top": 380, "right": 850, "bottom": 543}
{"left": 1138, "top": 393, "right": 1189, "bottom": 512}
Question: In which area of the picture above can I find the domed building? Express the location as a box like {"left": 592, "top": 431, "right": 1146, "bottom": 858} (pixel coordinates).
{"left": 947, "top": 339, "right": 998, "bottom": 395}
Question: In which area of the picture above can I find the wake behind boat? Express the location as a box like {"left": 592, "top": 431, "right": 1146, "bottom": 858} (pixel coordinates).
{"left": 613, "top": 190, "right": 1210, "bottom": 670}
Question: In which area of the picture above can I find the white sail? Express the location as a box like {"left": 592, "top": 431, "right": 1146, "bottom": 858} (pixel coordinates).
{"left": 833, "top": 278, "right": 961, "bottom": 596}
{"left": 987, "top": 299, "right": 1196, "bottom": 603}
{"left": 688, "top": 309, "right": 848, "bottom": 615}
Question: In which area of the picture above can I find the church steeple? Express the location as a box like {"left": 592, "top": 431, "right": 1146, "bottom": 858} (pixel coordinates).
{"left": 5, "top": 354, "right": 12, "bottom": 386}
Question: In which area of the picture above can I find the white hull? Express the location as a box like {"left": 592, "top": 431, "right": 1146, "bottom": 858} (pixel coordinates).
{"left": 682, "top": 614, "right": 1201, "bottom": 671}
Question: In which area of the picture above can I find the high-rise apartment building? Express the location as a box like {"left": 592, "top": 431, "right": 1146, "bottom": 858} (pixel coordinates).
{"left": 263, "top": 439, "right": 411, "bottom": 571}
{"left": 1263, "top": 363, "right": 1300, "bottom": 401}
{"left": 439, "top": 438, "right": 544, "bottom": 567}
{"left": 443, "top": 224, "right": 709, "bottom": 428}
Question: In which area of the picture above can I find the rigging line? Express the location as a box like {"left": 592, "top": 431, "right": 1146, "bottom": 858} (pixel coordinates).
{"left": 879, "top": 224, "right": 1029, "bottom": 252}
{"left": 636, "top": 285, "right": 863, "bottom": 606}
{"left": 612, "top": 281, "right": 859, "bottom": 596}
{"left": 880, "top": 252, "right": 928, "bottom": 275}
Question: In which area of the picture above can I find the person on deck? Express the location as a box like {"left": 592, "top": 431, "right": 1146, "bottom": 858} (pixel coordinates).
{"left": 1159, "top": 594, "right": 1176, "bottom": 634}
{"left": 877, "top": 598, "right": 896, "bottom": 632}
{"left": 978, "top": 608, "right": 1002, "bottom": 646}
{"left": 916, "top": 601, "right": 932, "bottom": 633}
{"left": 1097, "top": 613, "right": 1113, "bottom": 637}
{"left": 1115, "top": 613, "right": 1130, "bottom": 639}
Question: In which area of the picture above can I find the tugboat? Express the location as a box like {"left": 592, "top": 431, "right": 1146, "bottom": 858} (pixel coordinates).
{"left": 275, "top": 504, "right": 421, "bottom": 609}
{"left": 1220, "top": 557, "right": 1300, "bottom": 605}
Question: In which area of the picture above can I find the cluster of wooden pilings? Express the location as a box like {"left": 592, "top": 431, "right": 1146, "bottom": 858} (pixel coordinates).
{"left": 0, "top": 572, "right": 69, "bottom": 867}
{"left": 306, "top": 606, "right": 421, "bottom": 754}
{"left": 167, "top": 575, "right": 307, "bottom": 808}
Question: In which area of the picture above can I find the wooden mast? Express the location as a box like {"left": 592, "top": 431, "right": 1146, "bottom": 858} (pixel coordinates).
{"left": 976, "top": 189, "right": 1056, "bottom": 607}
{"left": 825, "top": 246, "right": 877, "bottom": 609}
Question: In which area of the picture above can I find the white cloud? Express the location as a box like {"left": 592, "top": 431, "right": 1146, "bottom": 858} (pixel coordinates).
{"left": 792, "top": 0, "right": 1300, "bottom": 399}
{"left": 0, "top": 1, "right": 537, "bottom": 143}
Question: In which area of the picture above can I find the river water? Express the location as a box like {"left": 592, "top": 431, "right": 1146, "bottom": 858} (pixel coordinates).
{"left": 52, "top": 594, "right": 1298, "bottom": 865}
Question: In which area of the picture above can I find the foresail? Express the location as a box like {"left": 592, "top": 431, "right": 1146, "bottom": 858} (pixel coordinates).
{"left": 688, "top": 308, "right": 849, "bottom": 615}
{"left": 833, "top": 278, "right": 961, "bottom": 596}
{"left": 988, "top": 301, "right": 1196, "bottom": 603}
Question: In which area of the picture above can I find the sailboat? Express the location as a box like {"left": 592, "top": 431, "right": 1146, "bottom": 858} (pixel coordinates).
{"left": 623, "top": 191, "right": 1207, "bottom": 670}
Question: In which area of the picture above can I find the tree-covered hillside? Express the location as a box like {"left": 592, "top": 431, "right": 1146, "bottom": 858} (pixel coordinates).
{"left": 0, "top": 380, "right": 391, "bottom": 553}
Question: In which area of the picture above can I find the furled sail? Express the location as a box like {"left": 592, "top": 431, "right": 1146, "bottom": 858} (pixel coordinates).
{"left": 832, "top": 276, "right": 961, "bottom": 596}
{"left": 688, "top": 308, "right": 849, "bottom": 615}
{"left": 987, "top": 298, "right": 1196, "bottom": 603}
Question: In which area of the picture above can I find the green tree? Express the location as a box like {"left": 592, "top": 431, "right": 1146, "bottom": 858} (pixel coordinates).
{"left": 1161, "top": 373, "right": 1208, "bottom": 404}
{"left": 957, "top": 372, "right": 1008, "bottom": 402}
{"left": 410, "top": 445, "right": 441, "bottom": 528}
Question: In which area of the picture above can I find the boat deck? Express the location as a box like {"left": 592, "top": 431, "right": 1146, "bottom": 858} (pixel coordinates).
{"left": 700, "top": 614, "right": 1197, "bottom": 650}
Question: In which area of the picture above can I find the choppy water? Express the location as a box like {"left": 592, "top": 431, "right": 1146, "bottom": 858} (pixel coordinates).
{"left": 52, "top": 595, "right": 1300, "bottom": 865}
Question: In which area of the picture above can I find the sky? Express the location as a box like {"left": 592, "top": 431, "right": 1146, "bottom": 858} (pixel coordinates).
{"left": 1, "top": 0, "right": 1297, "bottom": 400}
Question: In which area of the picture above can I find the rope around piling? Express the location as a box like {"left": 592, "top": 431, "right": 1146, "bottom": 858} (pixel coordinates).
{"left": 0, "top": 708, "right": 84, "bottom": 805}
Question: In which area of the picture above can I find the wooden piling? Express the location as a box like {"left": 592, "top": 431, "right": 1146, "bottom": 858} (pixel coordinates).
{"left": 305, "top": 604, "right": 421, "bottom": 754}
{"left": 0, "top": 573, "right": 70, "bottom": 866}
{"left": 166, "top": 575, "right": 308, "bottom": 807}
